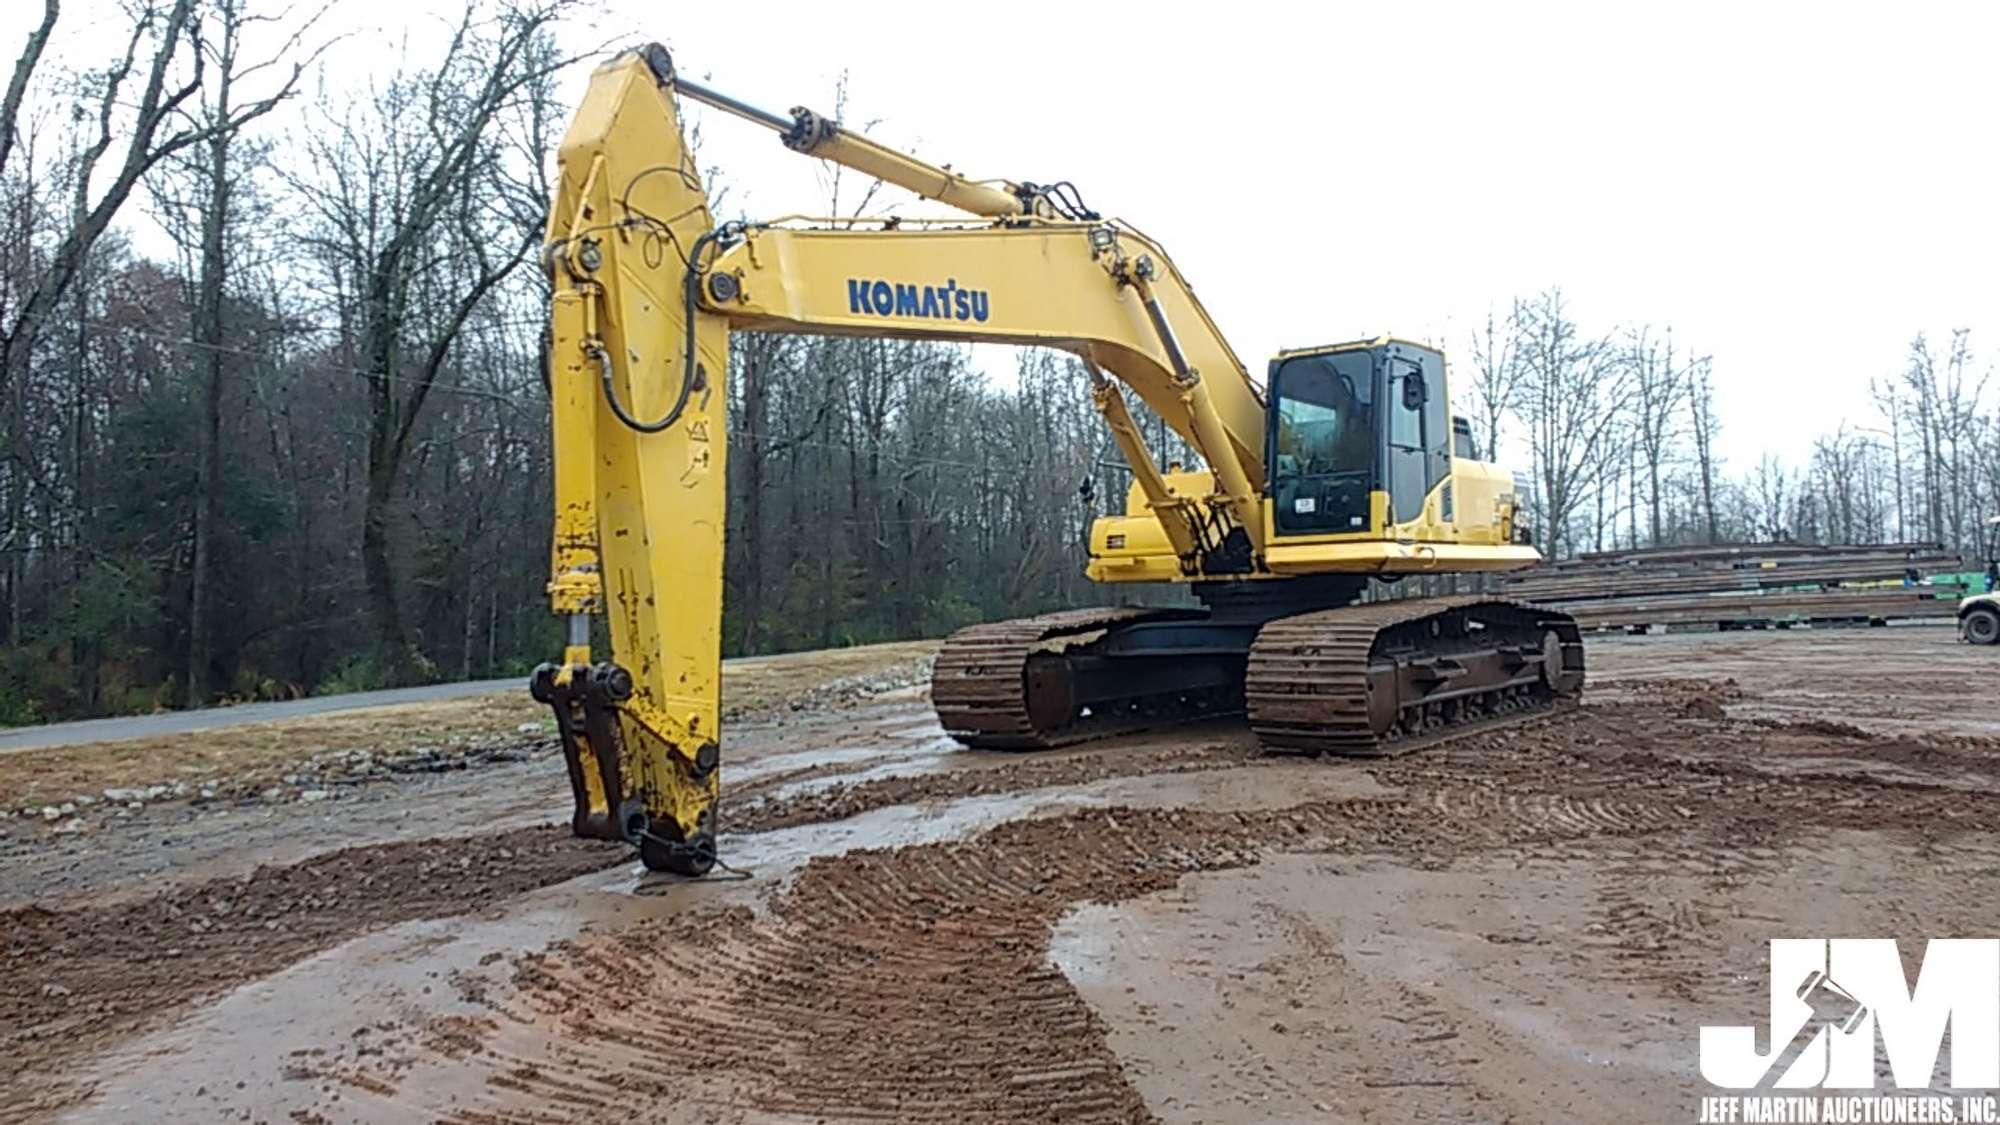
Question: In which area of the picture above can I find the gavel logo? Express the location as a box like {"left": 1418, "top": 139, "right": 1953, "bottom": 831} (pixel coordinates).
{"left": 1796, "top": 970, "right": 1870, "bottom": 1036}
{"left": 1752, "top": 970, "right": 1872, "bottom": 1087}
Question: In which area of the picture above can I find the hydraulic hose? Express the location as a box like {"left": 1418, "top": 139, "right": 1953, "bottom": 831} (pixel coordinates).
{"left": 594, "top": 226, "right": 731, "bottom": 434}
{"left": 592, "top": 336, "right": 680, "bottom": 428}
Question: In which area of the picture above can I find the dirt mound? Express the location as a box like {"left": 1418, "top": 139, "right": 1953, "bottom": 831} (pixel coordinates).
{"left": 1750, "top": 716, "right": 1874, "bottom": 739}
{"left": 1638, "top": 675, "right": 1742, "bottom": 698}
{"left": 1593, "top": 675, "right": 1746, "bottom": 720}
{"left": 1682, "top": 696, "right": 1727, "bottom": 720}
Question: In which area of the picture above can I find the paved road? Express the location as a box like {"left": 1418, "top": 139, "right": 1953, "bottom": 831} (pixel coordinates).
{"left": 0, "top": 677, "right": 526, "bottom": 754}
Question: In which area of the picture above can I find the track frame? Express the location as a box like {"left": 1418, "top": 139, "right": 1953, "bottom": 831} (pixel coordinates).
{"left": 932, "top": 592, "right": 1585, "bottom": 754}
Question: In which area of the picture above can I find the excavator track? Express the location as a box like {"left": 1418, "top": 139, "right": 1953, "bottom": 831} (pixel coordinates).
{"left": 1247, "top": 596, "right": 1585, "bottom": 756}
{"left": 932, "top": 607, "right": 1241, "bottom": 750}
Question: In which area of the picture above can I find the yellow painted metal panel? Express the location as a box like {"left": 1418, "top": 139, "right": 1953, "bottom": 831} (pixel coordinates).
{"left": 1263, "top": 542, "right": 1544, "bottom": 574}
{"left": 544, "top": 51, "right": 725, "bottom": 848}
{"left": 712, "top": 224, "right": 1268, "bottom": 493}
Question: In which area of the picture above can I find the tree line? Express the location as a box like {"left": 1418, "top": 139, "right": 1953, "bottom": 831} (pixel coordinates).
{"left": 1, "top": 0, "right": 1152, "bottom": 721}
{"left": 0, "top": 1, "right": 1985, "bottom": 723}
{"left": 1466, "top": 288, "right": 1991, "bottom": 562}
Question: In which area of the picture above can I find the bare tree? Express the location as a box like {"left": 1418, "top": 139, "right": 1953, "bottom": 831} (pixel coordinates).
{"left": 1686, "top": 357, "right": 1720, "bottom": 543}
{"left": 1623, "top": 325, "right": 1700, "bottom": 546}
{"left": 0, "top": 0, "right": 304, "bottom": 400}
{"left": 146, "top": 0, "right": 323, "bottom": 704}
{"left": 1585, "top": 418, "right": 1631, "bottom": 553}
{"left": 1877, "top": 330, "right": 1988, "bottom": 551}
{"left": 286, "top": 0, "right": 570, "bottom": 680}
{"left": 1463, "top": 306, "right": 1521, "bottom": 462}
{"left": 1940, "top": 330, "right": 1983, "bottom": 548}
{"left": 1899, "top": 334, "right": 1943, "bottom": 543}
{"left": 1804, "top": 426, "right": 1883, "bottom": 544}
{"left": 0, "top": 2, "right": 61, "bottom": 181}
{"left": 2, "top": 0, "right": 307, "bottom": 648}
{"left": 1511, "top": 288, "right": 1630, "bottom": 557}
{"left": 1869, "top": 378, "right": 1906, "bottom": 540}
{"left": 1751, "top": 454, "right": 1792, "bottom": 541}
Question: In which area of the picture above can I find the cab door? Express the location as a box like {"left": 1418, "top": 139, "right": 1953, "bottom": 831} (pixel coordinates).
{"left": 1385, "top": 355, "right": 1428, "bottom": 524}
{"left": 1384, "top": 347, "right": 1452, "bottom": 528}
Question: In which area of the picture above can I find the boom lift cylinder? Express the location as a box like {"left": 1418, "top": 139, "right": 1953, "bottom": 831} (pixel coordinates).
{"left": 1125, "top": 266, "right": 1265, "bottom": 564}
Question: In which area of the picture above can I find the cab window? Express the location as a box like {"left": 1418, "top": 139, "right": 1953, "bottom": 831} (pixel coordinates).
{"left": 1273, "top": 354, "right": 1373, "bottom": 478}
{"left": 1269, "top": 352, "right": 1376, "bottom": 535}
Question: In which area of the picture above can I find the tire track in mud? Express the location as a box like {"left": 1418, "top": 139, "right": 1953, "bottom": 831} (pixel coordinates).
{"left": 1377, "top": 681, "right": 2000, "bottom": 1008}
{"left": 413, "top": 808, "right": 1346, "bottom": 1125}
{"left": 333, "top": 687, "right": 2000, "bottom": 1125}
{"left": 0, "top": 738, "right": 1255, "bottom": 1119}
{"left": 729, "top": 737, "right": 1261, "bottom": 834}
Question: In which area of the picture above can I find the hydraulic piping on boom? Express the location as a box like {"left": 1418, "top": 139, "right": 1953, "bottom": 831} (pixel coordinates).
{"left": 529, "top": 44, "right": 1584, "bottom": 874}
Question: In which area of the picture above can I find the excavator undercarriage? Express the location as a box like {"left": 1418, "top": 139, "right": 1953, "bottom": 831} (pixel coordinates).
{"left": 933, "top": 584, "right": 1586, "bottom": 756}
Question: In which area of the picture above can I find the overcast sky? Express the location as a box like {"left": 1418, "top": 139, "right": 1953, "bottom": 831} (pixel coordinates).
{"left": 12, "top": 1, "right": 1999, "bottom": 470}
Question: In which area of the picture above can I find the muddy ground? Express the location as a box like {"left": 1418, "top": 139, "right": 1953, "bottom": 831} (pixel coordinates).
{"left": 4, "top": 623, "right": 1997, "bottom": 1123}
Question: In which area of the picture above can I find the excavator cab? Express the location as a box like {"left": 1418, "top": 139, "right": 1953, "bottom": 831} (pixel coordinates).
{"left": 1090, "top": 333, "right": 1534, "bottom": 582}
{"left": 1265, "top": 340, "right": 1452, "bottom": 538}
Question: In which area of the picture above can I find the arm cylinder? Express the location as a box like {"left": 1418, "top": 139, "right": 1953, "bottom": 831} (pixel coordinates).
{"left": 783, "top": 113, "right": 1025, "bottom": 217}
{"left": 671, "top": 72, "right": 1024, "bottom": 217}
{"left": 672, "top": 75, "right": 794, "bottom": 132}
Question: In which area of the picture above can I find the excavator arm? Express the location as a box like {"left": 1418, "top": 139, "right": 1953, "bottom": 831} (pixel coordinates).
{"left": 529, "top": 44, "right": 1290, "bottom": 871}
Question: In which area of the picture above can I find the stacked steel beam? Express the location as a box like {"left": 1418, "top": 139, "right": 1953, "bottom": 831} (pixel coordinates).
{"left": 1501, "top": 542, "right": 1966, "bottom": 632}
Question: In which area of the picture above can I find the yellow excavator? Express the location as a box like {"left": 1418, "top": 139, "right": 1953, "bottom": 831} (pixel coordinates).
{"left": 529, "top": 45, "right": 1586, "bottom": 874}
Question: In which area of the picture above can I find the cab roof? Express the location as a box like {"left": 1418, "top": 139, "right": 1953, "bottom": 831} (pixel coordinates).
{"left": 1273, "top": 336, "right": 1443, "bottom": 361}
